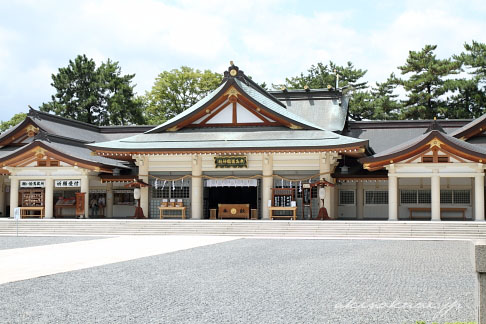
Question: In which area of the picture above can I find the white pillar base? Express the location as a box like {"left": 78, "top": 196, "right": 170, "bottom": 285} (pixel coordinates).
{"left": 476, "top": 173, "right": 485, "bottom": 221}
{"left": 431, "top": 174, "right": 441, "bottom": 221}
{"left": 388, "top": 175, "right": 398, "bottom": 221}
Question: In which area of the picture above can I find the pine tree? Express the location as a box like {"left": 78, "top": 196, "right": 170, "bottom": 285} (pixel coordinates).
{"left": 397, "top": 45, "right": 461, "bottom": 119}
{"left": 40, "top": 55, "right": 144, "bottom": 125}
{"left": 283, "top": 61, "right": 367, "bottom": 90}
{"left": 369, "top": 73, "right": 402, "bottom": 120}
{"left": 283, "top": 61, "right": 369, "bottom": 120}
{"left": 449, "top": 41, "right": 486, "bottom": 118}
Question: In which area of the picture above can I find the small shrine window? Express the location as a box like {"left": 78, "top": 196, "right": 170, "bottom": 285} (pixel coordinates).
{"left": 437, "top": 156, "right": 449, "bottom": 163}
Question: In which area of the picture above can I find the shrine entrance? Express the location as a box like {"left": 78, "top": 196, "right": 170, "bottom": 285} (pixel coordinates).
{"left": 203, "top": 179, "right": 259, "bottom": 219}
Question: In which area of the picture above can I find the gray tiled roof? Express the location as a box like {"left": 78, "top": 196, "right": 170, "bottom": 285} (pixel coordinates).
{"left": 365, "top": 130, "right": 486, "bottom": 161}
{"left": 0, "top": 147, "right": 18, "bottom": 159}
{"left": 449, "top": 113, "right": 486, "bottom": 138}
{"left": 0, "top": 139, "right": 128, "bottom": 168}
{"left": 43, "top": 141, "right": 129, "bottom": 168}
{"left": 89, "top": 128, "right": 366, "bottom": 151}
{"left": 32, "top": 118, "right": 107, "bottom": 143}
{"left": 344, "top": 121, "right": 466, "bottom": 154}
{"left": 0, "top": 110, "right": 146, "bottom": 146}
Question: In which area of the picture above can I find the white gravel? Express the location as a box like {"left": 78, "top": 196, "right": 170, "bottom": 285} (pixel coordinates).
{"left": 0, "top": 238, "right": 476, "bottom": 324}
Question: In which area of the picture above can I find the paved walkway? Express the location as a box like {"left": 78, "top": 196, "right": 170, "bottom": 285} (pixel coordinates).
{"left": 0, "top": 235, "right": 238, "bottom": 285}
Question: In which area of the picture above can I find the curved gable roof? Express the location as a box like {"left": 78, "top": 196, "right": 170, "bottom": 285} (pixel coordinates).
{"left": 360, "top": 129, "right": 486, "bottom": 170}
{"left": 449, "top": 113, "right": 486, "bottom": 140}
{"left": 145, "top": 65, "right": 322, "bottom": 133}
{"left": 0, "top": 137, "right": 127, "bottom": 171}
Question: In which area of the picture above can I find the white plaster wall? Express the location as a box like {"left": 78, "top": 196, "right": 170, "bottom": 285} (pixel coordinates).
{"left": 337, "top": 183, "right": 356, "bottom": 219}
{"left": 397, "top": 177, "right": 473, "bottom": 220}
{"left": 273, "top": 153, "right": 320, "bottom": 171}
{"left": 363, "top": 182, "right": 389, "bottom": 220}
{"left": 149, "top": 155, "right": 192, "bottom": 172}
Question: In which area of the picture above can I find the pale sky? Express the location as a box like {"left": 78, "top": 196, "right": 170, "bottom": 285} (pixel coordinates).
{"left": 1, "top": 0, "right": 485, "bottom": 122}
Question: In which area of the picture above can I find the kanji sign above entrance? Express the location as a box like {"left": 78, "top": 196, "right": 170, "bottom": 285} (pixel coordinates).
{"left": 55, "top": 179, "right": 81, "bottom": 188}
{"left": 20, "top": 180, "right": 45, "bottom": 188}
{"left": 214, "top": 156, "right": 247, "bottom": 168}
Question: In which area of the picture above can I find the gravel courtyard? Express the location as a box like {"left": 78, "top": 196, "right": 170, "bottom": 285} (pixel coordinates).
{"left": 0, "top": 238, "right": 476, "bottom": 324}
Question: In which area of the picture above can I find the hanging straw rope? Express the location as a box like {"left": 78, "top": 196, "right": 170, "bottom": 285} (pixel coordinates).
{"left": 148, "top": 171, "right": 332, "bottom": 183}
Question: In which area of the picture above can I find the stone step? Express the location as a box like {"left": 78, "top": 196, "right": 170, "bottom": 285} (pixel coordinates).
{"left": 2, "top": 219, "right": 486, "bottom": 239}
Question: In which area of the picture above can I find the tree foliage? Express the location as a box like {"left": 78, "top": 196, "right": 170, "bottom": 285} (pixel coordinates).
{"left": 144, "top": 66, "right": 222, "bottom": 124}
{"left": 284, "top": 61, "right": 367, "bottom": 90}
{"left": 40, "top": 54, "right": 144, "bottom": 126}
{"left": 397, "top": 45, "right": 461, "bottom": 119}
{"left": 280, "top": 42, "right": 486, "bottom": 121}
{"left": 0, "top": 112, "right": 27, "bottom": 133}
{"left": 449, "top": 41, "right": 486, "bottom": 118}
{"left": 283, "top": 61, "right": 373, "bottom": 120}
{"left": 349, "top": 74, "right": 402, "bottom": 120}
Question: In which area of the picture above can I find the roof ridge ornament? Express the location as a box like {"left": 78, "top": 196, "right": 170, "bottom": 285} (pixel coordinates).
{"left": 223, "top": 61, "right": 246, "bottom": 83}
{"left": 33, "top": 130, "right": 51, "bottom": 143}
{"left": 28, "top": 105, "right": 41, "bottom": 120}
{"left": 424, "top": 117, "right": 446, "bottom": 134}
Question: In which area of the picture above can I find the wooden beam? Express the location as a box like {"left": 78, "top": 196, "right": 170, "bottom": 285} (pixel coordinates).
{"left": 237, "top": 95, "right": 291, "bottom": 128}
{"left": 236, "top": 98, "right": 274, "bottom": 123}
{"left": 172, "top": 94, "right": 229, "bottom": 130}
{"left": 199, "top": 101, "right": 231, "bottom": 125}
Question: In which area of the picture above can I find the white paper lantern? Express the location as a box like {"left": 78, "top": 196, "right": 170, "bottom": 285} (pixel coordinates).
{"left": 134, "top": 188, "right": 141, "bottom": 200}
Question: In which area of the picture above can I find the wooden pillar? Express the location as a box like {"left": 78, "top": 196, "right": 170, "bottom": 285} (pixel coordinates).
{"left": 388, "top": 174, "right": 398, "bottom": 221}
{"left": 106, "top": 182, "right": 113, "bottom": 218}
{"left": 262, "top": 154, "right": 273, "bottom": 220}
{"left": 191, "top": 155, "right": 203, "bottom": 219}
{"left": 431, "top": 173, "right": 441, "bottom": 221}
{"left": 476, "top": 173, "right": 485, "bottom": 221}
{"left": 9, "top": 176, "right": 18, "bottom": 218}
{"left": 356, "top": 181, "right": 364, "bottom": 220}
{"left": 44, "top": 178, "right": 53, "bottom": 219}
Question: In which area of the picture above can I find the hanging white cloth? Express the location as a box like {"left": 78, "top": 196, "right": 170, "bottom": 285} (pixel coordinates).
{"left": 205, "top": 179, "right": 258, "bottom": 187}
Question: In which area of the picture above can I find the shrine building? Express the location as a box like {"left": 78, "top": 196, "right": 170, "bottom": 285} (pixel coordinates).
{"left": 1, "top": 63, "right": 486, "bottom": 221}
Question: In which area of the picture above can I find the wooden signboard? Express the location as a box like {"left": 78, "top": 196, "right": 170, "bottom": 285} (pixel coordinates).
{"left": 75, "top": 192, "right": 85, "bottom": 218}
{"left": 214, "top": 156, "right": 247, "bottom": 168}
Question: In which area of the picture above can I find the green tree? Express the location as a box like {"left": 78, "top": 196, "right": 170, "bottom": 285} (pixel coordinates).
{"left": 0, "top": 112, "right": 27, "bottom": 132}
{"left": 397, "top": 45, "right": 461, "bottom": 119}
{"left": 144, "top": 66, "right": 222, "bottom": 124}
{"left": 40, "top": 54, "right": 144, "bottom": 126}
{"left": 369, "top": 73, "right": 402, "bottom": 120}
{"left": 348, "top": 90, "right": 374, "bottom": 121}
{"left": 348, "top": 74, "right": 403, "bottom": 121}
{"left": 283, "top": 61, "right": 367, "bottom": 90}
{"left": 449, "top": 40, "right": 486, "bottom": 118}
{"left": 282, "top": 61, "right": 371, "bottom": 120}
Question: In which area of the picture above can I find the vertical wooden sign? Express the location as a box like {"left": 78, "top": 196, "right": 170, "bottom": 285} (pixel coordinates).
{"left": 75, "top": 192, "right": 85, "bottom": 218}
